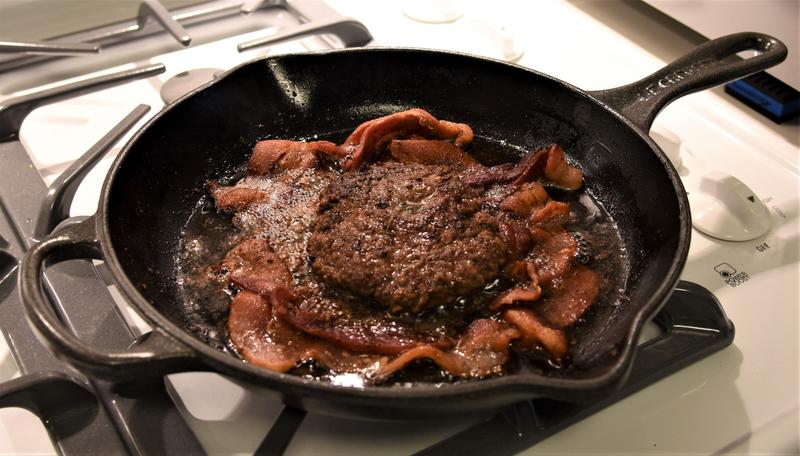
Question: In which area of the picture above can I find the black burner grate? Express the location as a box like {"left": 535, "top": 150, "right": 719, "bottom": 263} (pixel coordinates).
{"left": 0, "top": 63, "right": 205, "bottom": 455}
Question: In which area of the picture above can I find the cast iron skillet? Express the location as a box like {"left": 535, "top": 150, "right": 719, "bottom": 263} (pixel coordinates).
{"left": 21, "top": 33, "right": 785, "bottom": 419}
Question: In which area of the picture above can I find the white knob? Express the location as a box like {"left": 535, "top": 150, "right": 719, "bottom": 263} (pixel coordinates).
{"left": 688, "top": 172, "right": 770, "bottom": 241}
{"left": 468, "top": 17, "right": 524, "bottom": 62}
{"left": 650, "top": 124, "right": 683, "bottom": 169}
{"left": 497, "top": 25, "right": 523, "bottom": 62}
{"left": 402, "top": 0, "right": 464, "bottom": 23}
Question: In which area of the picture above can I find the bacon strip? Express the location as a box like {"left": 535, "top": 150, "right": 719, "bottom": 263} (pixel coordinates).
{"left": 511, "top": 144, "right": 583, "bottom": 190}
{"left": 436, "top": 120, "right": 474, "bottom": 147}
{"left": 543, "top": 144, "right": 583, "bottom": 190}
{"left": 491, "top": 261, "right": 541, "bottom": 311}
{"left": 232, "top": 297, "right": 526, "bottom": 382}
{"left": 220, "top": 239, "right": 293, "bottom": 297}
{"left": 503, "top": 308, "right": 568, "bottom": 359}
{"left": 248, "top": 139, "right": 342, "bottom": 175}
{"left": 531, "top": 200, "right": 571, "bottom": 227}
{"left": 490, "top": 288, "right": 541, "bottom": 311}
{"left": 389, "top": 139, "right": 477, "bottom": 166}
{"left": 512, "top": 148, "right": 549, "bottom": 186}
{"left": 273, "top": 295, "right": 454, "bottom": 355}
{"left": 538, "top": 265, "right": 601, "bottom": 328}
{"left": 530, "top": 231, "right": 578, "bottom": 284}
{"left": 222, "top": 240, "right": 383, "bottom": 373}
{"left": 500, "top": 181, "right": 549, "bottom": 217}
{"left": 498, "top": 219, "right": 533, "bottom": 259}
{"left": 228, "top": 290, "right": 379, "bottom": 373}
{"left": 341, "top": 109, "right": 473, "bottom": 170}
{"left": 209, "top": 184, "right": 269, "bottom": 212}
{"left": 373, "top": 319, "right": 520, "bottom": 381}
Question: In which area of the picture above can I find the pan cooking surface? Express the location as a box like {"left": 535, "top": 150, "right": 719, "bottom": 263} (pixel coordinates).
{"left": 173, "top": 130, "right": 630, "bottom": 386}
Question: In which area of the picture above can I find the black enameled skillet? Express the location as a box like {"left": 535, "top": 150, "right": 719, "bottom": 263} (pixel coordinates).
{"left": 21, "top": 32, "right": 785, "bottom": 418}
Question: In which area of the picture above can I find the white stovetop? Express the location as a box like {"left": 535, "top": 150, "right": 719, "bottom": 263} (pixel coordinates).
{"left": 1, "top": 0, "right": 798, "bottom": 454}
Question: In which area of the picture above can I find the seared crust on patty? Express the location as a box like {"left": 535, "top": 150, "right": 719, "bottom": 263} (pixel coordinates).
{"left": 308, "top": 162, "right": 508, "bottom": 314}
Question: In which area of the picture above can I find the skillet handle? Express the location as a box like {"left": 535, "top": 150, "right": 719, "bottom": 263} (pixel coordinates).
{"left": 19, "top": 216, "right": 203, "bottom": 381}
{"left": 589, "top": 32, "right": 787, "bottom": 131}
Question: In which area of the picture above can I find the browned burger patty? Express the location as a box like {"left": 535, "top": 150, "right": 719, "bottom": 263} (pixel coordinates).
{"left": 307, "top": 162, "right": 508, "bottom": 314}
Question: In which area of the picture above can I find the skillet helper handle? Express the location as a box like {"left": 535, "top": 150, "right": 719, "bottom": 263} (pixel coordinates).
{"left": 20, "top": 216, "right": 201, "bottom": 381}
{"left": 589, "top": 32, "right": 787, "bottom": 131}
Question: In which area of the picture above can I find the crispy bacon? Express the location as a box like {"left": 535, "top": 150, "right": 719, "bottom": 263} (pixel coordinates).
{"left": 228, "top": 290, "right": 379, "bottom": 373}
{"left": 511, "top": 144, "right": 583, "bottom": 190}
{"left": 512, "top": 148, "right": 549, "bottom": 186}
{"left": 531, "top": 200, "right": 571, "bottom": 227}
{"left": 209, "top": 183, "right": 269, "bottom": 212}
{"left": 538, "top": 265, "right": 601, "bottom": 328}
{"left": 543, "top": 144, "right": 583, "bottom": 190}
{"left": 389, "top": 139, "right": 478, "bottom": 166}
{"left": 500, "top": 181, "right": 549, "bottom": 217}
{"left": 273, "top": 294, "right": 454, "bottom": 355}
{"left": 220, "top": 239, "right": 293, "bottom": 297}
{"left": 498, "top": 219, "right": 533, "bottom": 259}
{"left": 491, "top": 261, "right": 541, "bottom": 311}
{"left": 490, "top": 287, "right": 541, "bottom": 310}
{"left": 373, "top": 319, "right": 520, "bottom": 380}
{"left": 341, "top": 109, "right": 473, "bottom": 170}
{"left": 503, "top": 308, "right": 568, "bottom": 359}
{"left": 248, "top": 139, "right": 342, "bottom": 175}
{"left": 530, "top": 231, "right": 578, "bottom": 284}
{"left": 233, "top": 296, "right": 526, "bottom": 381}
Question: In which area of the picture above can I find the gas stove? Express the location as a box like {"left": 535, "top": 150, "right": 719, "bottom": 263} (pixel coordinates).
{"left": 0, "top": 0, "right": 797, "bottom": 454}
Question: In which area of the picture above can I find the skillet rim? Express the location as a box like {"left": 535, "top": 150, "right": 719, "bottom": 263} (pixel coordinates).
{"left": 98, "top": 47, "right": 691, "bottom": 404}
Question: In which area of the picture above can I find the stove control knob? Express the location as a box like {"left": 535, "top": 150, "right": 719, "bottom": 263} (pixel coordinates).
{"left": 467, "top": 16, "right": 523, "bottom": 62}
{"left": 688, "top": 172, "right": 770, "bottom": 241}
{"left": 402, "top": 0, "right": 464, "bottom": 23}
{"left": 650, "top": 124, "right": 683, "bottom": 169}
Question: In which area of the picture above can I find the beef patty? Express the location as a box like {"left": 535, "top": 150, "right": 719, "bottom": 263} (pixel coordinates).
{"left": 307, "top": 162, "right": 508, "bottom": 314}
